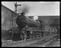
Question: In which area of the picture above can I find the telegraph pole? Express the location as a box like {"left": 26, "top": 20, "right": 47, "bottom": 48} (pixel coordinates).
{"left": 15, "top": 2, "right": 17, "bottom": 13}
{"left": 15, "top": 2, "right": 21, "bottom": 14}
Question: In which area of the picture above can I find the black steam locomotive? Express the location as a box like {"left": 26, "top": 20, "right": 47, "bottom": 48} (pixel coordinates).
{"left": 1, "top": 5, "right": 41, "bottom": 41}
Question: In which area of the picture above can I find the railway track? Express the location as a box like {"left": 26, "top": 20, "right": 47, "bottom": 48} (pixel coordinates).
{"left": 2, "top": 34, "right": 58, "bottom": 47}
{"left": 24, "top": 34, "right": 59, "bottom": 47}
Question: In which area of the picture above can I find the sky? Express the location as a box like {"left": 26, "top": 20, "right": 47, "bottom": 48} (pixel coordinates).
{"left": 1, "top": 1, "right": 60, "bottom": 16}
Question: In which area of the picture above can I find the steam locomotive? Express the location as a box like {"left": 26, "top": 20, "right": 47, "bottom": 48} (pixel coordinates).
{"left": 1, "top": 5, "right": 41, "bottom": 41}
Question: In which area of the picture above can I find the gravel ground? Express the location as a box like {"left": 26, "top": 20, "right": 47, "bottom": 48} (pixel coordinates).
{"left": 2, "top": 34, "right": 60, "bottom": 47}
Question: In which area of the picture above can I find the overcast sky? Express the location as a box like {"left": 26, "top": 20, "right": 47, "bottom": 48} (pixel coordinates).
{"left": 1, "top": 1, "right": 60, "bottom": 16}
